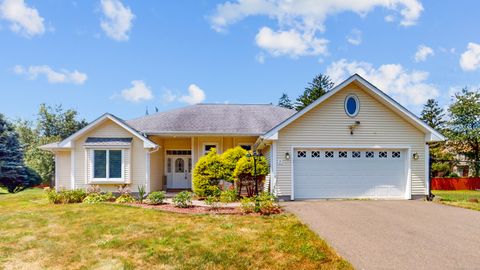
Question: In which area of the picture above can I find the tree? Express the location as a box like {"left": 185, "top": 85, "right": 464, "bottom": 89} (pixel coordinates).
{"left": 37, "top": 104, "right": 88, "bottom": 139}
{"left": 278, "top": 93, "right": 294, "bottom": 109}
{"left": 15, "top": 104, "right": 87, "bottom": 184}
{"left": 446, "top": 88, "right": 480, "bottom": 176}
{"left": 420, "top": 99, "right": 446, "bottom": 131}
{"left": 295, "top": 74, "right": 334, "bottom": 111}
{"left": 0, "top": 114, "right": 40, "bottom": 192}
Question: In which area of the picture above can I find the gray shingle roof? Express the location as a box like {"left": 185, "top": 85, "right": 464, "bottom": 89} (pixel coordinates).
{"left": 84, "top": 137, "right": 133, "bottom": 146}
{"left": 126, "top": 104, "right": 296, "bottom": 135}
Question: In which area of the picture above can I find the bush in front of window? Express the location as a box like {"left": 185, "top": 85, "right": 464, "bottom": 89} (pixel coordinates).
{"left": 192, "top": 148, "right": 224, "bottom": 197}
{"left": 44, "top": 187, "right": 87, "bottom": 204}
{"left": 83, "top": 192, "right": 114, "bottom": 204}
{"left": 145, "top": 191, "right": 166, "bottom": 205}
{"left": 172, "top": 191, "right": 193, "bottom": 208}
{"left": 220, "top": 146, "right": 248, "bottom": 183}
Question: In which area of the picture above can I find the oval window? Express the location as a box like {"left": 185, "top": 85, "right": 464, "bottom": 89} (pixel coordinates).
{"left": 344, "top": 95, "right": 359, "bottom": 117}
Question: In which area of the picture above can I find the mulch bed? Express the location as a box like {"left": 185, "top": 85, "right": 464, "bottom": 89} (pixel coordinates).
{"left": 126, "top": 203, "right": 244, "bottom": 215}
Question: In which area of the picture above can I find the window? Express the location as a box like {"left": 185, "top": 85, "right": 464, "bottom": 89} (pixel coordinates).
{"left": 166, "top": 150, "right": 192, "bottom": 155}
{"left": 339, "top": 151, "right": 348, "bottom": 158}
{"left": 167, "top": 158, "right": 172, "bottom": 173}
{"left": 352, "top": 151, "right": 361, "bottom": 158}
{"left": 392, "top": 151, "right": 401, "bottom": 158}
{"left": 325, "top": 151, "right": 334, "bottom": 158}
{"left": 188, "top": 158, "right": 192, "bottom": 172}
{"left": 379, "top": 151, "right": 388, "bottom": 158}
{"left": 344, "top": 95, "right": 360, "bottom": 117}
{"left": 203, "top": 144, "right": 218, "bottom": 155}
{"left": 311, "top": 151, "right": 321, "bottom": 158}
{"left": 93, "top": 150, "right": 122, "bottom": 179}
{"left": 175, "top": 158, "right": 185, "bottom": 173}
{"left": 366, "top": 151, "right": 374, "bottom": 158}
{"left": 239, "top": 144, "right": 252, "bottom": 151}
{"left": 297, "top": 151, "right": 307, "bottom": 158}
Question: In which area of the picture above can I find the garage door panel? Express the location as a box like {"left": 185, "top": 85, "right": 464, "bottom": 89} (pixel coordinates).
{"left": 293, "top": 149, "right": 407, "bottom": 199}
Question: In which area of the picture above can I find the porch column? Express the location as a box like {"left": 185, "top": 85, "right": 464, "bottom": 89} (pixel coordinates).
{"left": 191, "top": 137, "right": 195, "bottom": 188}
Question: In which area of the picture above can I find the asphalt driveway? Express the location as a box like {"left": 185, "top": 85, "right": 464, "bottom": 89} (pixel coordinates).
{"left": 283, "top": 200, "right": 480, "bottom": 270}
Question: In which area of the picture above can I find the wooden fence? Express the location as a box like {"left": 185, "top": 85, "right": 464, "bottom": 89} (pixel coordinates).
{"left": 431, "top": 177, "right": 480, "bottom": 190}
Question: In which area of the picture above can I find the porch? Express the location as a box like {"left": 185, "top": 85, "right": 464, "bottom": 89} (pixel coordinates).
{"left": 147, "top": 136, "right": 257, "bottom": 192}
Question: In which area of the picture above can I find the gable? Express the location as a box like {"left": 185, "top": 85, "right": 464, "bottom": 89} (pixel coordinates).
{"left": 262, "top": 74, "right": 445, "bottom": 142}
{"left": 280, "top": 82, "right": 424, "bottom": 141}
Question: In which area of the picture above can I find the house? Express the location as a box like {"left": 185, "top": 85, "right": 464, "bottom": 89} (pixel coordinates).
{"left": 41, "top": 74, "right": 445, "bottom": 200}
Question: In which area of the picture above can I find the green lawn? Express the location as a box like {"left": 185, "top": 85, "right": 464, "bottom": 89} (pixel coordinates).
{"left": 432, "top": 190, "right": 480, "bottom": 211}
{"left": 0, "top": 188, "right": 351, "bottom": 270}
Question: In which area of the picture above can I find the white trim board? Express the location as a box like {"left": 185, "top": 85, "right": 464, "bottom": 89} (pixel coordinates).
{"left": 262, "top": 74, "right": 446, "bottom": 142}
{"left": 57, "top": 113, "right": 157, "bottom": 149}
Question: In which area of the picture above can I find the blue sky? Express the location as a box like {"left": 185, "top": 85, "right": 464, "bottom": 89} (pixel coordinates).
{"left": 1, "top": 0, "right": 480, "bottom": 122}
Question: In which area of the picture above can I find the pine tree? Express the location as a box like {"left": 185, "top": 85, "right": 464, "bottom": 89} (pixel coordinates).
{"left": 278, "top": 93, "right": 294, "bottom": 109}
{"left": 295, "top": 74, "right": 334, "bottom": 111}
{"left": 420, "top": 99, "right": 446, "bottom": 131}
{"left": 0, "top": 114, "right": 40, "bottom": 192}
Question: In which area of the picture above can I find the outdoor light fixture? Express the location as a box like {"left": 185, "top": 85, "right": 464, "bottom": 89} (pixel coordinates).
{"left": 285, "top": 152, "right": 290, "bottom": 160}
{"left": 349, "top": 120, "right": 361, "bottom": 135}
{"left": 412, "top": 152, "right": 419, "bottom": 160}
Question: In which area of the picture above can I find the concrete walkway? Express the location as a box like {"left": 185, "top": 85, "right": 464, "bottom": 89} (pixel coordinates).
{"left": 283, "top": 200, "right": 480, "bottom": 270}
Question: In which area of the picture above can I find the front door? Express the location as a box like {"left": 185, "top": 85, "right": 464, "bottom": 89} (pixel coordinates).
{"left": 166, "top": 152, "right": 192, "bottom": 189}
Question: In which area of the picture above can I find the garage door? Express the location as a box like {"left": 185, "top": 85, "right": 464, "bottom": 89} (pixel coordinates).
{"left": 293, "top": 149, "right": 407, "bottom": 199}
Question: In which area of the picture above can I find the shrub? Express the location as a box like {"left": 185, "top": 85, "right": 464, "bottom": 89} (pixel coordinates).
{"left": 240, "top": 197, "right": 256, "bottom": 213}
{"left": 44, "top": 187, "right": 62, "bottom": 204}
{"left": 220, "top": 188, "right": 238, "bottom": 203}
{"left": 204, "top": 195, "right": 221, "bottom": 210}
{"left": 220, "top": 146, "right": 248, "bottom": 183}
{"left": 115, "top": 194, "right": 136, "bottom": 204}
{"left": 233, "top": 155, "right": 269, "bottom": 178}
{"left": 83, "top": 192, "right": 114, "bottom": 204}
{"left": 117, "top": 185, "right": 131, "bottom": 195}
{"left": 193, "top": 149, "right": 223, "bottom": 197}
{"left": 239, "top": 192, "right": 281, "bottom": 215}
{"left": 44, "top": 188, "right": 87, "bottom": 204}
{"left": 145, "top": 191, "right": 166, "bottom": 205}
{"left": 137, "top": 185, "right": 146, "bottom": 203}
{"left": 173, "top": 191, "right": 193, "bottom": 208}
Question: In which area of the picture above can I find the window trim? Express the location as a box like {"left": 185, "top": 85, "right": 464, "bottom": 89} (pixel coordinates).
{"left": 92, "top": 149, "right": 124, "bottom": 182}
{"left": 237, "top": 143, "right": 253, "bottom": 151}
{"left": 344, "top": 94, "right": 360, "bottom": 117}
{"left": 202, "top": 143, "right": 218, "bottom": 155}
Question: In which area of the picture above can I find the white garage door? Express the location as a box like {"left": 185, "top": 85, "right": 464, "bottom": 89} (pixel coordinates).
{"left": 293, "top": 149, "right": 407, "bottom": 199}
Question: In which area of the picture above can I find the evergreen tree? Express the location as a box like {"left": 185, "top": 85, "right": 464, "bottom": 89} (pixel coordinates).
{"left": 420, "top": 99, "right": 446, "bottom": 131}
{"left": 278, "top": 93, "right": 294, "bottom": 109}
{"left": 295, "top": 74, "right": 334, "bottom": 111}
{"left": 0, "top": 114, "right": 40, "bottom": 192}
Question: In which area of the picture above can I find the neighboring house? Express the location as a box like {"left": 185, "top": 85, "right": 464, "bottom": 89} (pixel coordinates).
{"left": 41, "top": 74, "right": 445, "bottom": 200}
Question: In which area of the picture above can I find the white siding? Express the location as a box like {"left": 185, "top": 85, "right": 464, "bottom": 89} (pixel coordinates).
{"left": 275, "top": 82, "right": 426, "bottom": 197}
{"left": 55, "top": 151, "right": 71, "bottom": 190}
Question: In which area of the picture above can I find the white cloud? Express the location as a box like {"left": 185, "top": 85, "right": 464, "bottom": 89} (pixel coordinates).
{"left": 346, "top": 28, "right": 362, "bottom": 46}
{"left": 459, "top": 42, "right": 480, "bottom": 71}
{"left": 100, "top": 0, "right": 134, "bottom": 41}
{"left": 121, "top": 80, "right": 153, "bottom": 102}
{"left": 326, "top": 59, "right": 439, "bottom": 106}
{"left": 0, "top": 0, "right": 45, "bottom": 37}
{"left": 210, "top": 0, "right": 423, "bottom": 57}
{"left": 414, "top": 45, "right": 434, "bottom": 62}
{"left": 161, "top": 90, "right": 177, "bottom": 104}
{"left": 384, "top": 14, "right": 395, "bottom": 22}
{"left": 255, "top": 27, "right": 328, "bottom": 57}
{"left": 179, "top": 84, "right": 206, "bottom": 105}
{"left": 13, "top": 65, "right": 87, "bottom": 84}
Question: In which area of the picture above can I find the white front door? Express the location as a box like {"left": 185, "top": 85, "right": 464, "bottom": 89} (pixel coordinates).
{"left": 166, "top": 152, "right": 192, "bottom": 189}
{"left": 293, "top": 148, "right": 407, "bottom": 199}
